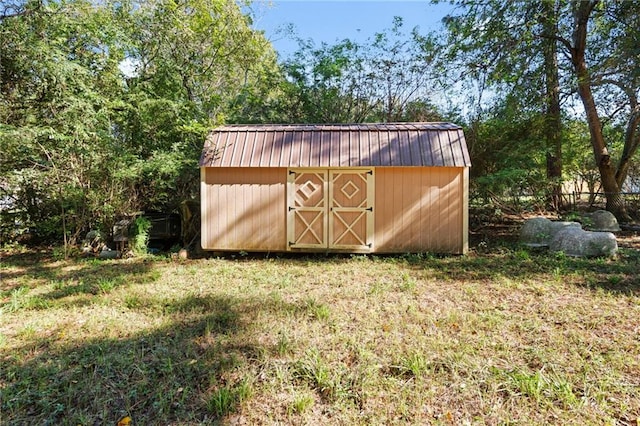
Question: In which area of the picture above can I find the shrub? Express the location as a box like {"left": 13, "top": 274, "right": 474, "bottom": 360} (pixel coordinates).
{"left": 131, "top": 217, "right": 151, "bottom": 256}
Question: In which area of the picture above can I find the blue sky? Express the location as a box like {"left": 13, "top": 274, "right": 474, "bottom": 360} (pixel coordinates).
{"left": 248, "top": 1, "right": 455, "bottom": 58}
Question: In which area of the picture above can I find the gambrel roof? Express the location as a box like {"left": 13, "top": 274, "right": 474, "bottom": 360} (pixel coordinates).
{"left": 200, "top": 123, "right": 471, "bottom": 168}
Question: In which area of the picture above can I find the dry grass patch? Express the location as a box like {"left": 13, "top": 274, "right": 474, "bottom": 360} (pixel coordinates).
{"left": 1, "top": 247, "right": 639, "bottom": 425}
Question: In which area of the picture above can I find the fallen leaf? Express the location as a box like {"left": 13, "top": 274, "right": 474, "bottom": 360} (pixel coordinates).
{"left": 117, "top": 415, "right": 131, "bottom": 426}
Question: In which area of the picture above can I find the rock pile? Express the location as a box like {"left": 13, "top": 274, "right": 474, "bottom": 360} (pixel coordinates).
{"left": 519, "top": 216, "right": 618, "bottom": 258}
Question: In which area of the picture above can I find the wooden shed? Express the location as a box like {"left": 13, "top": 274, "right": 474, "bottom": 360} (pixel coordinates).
{"left": 199, "top": 123, "right": 471, "bottom": 254}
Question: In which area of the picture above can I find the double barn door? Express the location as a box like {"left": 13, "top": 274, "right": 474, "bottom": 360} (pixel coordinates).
{"left": 287, "top": 169, "right": 374, "bottom": 251}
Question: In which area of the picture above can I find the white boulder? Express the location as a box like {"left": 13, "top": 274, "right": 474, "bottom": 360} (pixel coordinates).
{"left": 520, "top": 217, "right": 581, "bottom": 247}
{"left": 549, "top": 227, "right": 618, "bottom": 258}
{"left": 587, "top": 209, "right": 620, "bottom": 232}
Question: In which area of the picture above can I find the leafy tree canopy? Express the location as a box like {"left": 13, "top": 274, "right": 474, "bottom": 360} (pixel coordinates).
{"left": 437, "top": 0, "right": 640, "bottom": 219}
{"left": 0, "top": 0, "right": 278, "bottom": 244}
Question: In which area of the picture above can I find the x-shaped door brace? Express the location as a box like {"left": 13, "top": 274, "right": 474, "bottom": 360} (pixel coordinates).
{"left": 331, "top": 210, "right": 367, "bottom": 246}
{"left": 294, "top": 209, "right": 324, "bottom": 245}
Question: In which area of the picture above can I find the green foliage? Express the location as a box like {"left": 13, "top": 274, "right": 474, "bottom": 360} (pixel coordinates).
{"left": 293, "top": 349, "right": 336, "bottom": 399}
{"left": 440, "top": 0, "right": 640, "bottom": 217}
{"left": 207, "top": 380, "right": 251, "bottom": 418}
{"left": 394, "top": 351, "right": 429, "bottom": 378}
{"left": 0, "top": 0, "right": 129, "bottom": 242}
{"left": 276, "top": 329, "right": 292, "bottom": 356}
{"left": 288, "top": 393, "right": 314, "bottom": 415}
{"left": 305, "top": 297, "right": 330, "bottom": 321}
{"left": 96, "top": 277, "right": 119, "bottom": 294}
{"left": 502, "top": 368, "right": 580, "bottom": 408}
{"left": 467, "top": 98, "right": 549, "bottom": 210}
{"left": 6, "top": 286, "right": 30, "bottom": 313}
{"left": 0, "top": 0, "right": 278, "bottom": 245}
{"left": 131, "top": 216, "right": 151, "bottom": 256}
{"left": 280, "top": 17, "right": 442, "bottom": 123}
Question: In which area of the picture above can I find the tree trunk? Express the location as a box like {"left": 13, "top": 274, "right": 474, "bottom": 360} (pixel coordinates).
{"left": 542, "top": 0, "right": 563, "bottom": 211}
{"left": 615, "top": 105, "right": 640, "bottom": 188}
{"left": 570, "top": 0, "right": 630, "bottom": 222}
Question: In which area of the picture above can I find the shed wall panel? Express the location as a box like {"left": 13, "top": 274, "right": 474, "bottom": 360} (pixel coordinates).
{"left": 201, "top": 167, "right": 286, "bottom": 251}
{"left": 201, "top": 165, "right": 467, "bottom": 254}
{"left": 374, "top": 167, "right": 465, "bottom": 253}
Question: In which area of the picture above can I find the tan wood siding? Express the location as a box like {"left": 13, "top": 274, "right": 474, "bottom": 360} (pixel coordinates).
{"left": 374, "top": 167, "right": 466, "bottom": 254}
{"left": 201, "top": 167, "right": 286, "bottom": 251}
{"left": 202, "top": 165, "right": 468, "bottom": 254}
{"left": 462, "top": 167, "right": 469, "bottom": 254}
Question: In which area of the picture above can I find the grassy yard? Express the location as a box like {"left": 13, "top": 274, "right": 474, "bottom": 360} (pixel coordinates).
{"left": 1, "top": 243, "right": 639, "bottom": 425}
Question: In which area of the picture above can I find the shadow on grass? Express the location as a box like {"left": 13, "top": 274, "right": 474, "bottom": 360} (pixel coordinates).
{"left": 0, "top": 292, "right": 309, "bottom": 425}
{"left": 2, "top": 245, "right": 639, "bottom": 423}
{"left": 1, "top": 253, "right": 157, "bottom": 309}
{"left": 397, "top": 245, "right": 640, "bottom": 295}
{"left": 196, "top": 241, "right": 640, "bottom": 295}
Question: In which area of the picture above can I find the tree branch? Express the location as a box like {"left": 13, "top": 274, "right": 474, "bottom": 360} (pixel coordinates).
{"left": 536, "top": 31, "right": 573, "bottom": 54}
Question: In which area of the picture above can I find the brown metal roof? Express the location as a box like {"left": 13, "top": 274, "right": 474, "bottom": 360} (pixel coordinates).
{"left": 199, "top": 123, "right": 471, "bottom": 168}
